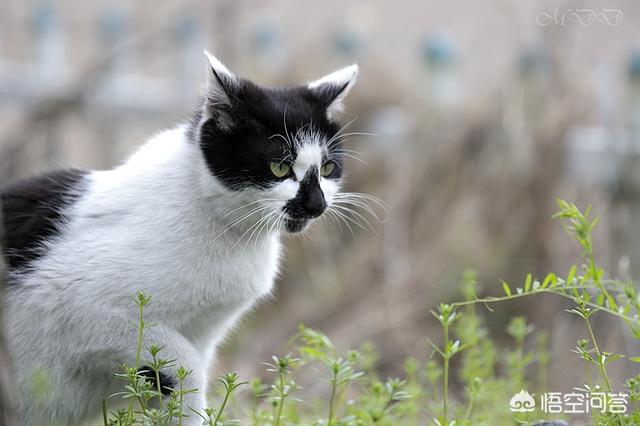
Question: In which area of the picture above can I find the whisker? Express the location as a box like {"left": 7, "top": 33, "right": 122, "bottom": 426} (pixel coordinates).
{"left": 258, "top": 210, "right": 279, "bottom": 251}
{"left": 326, "top": 207, "right": 357, "bottom": 238}
{"left": 293, "top": 122, "right": 311, "bottom": 143}
{"left": 331, "top": 204, "right": 377, "bottom": 234}
{"left": 335, "top": 131, "right": 377, "bottom": 139}
{"left": 263, "top": 211, "right": 286, "bottom": 250}
{"left": 332, "top": 148, "right": 365, "bottom": 157}
{"left": 330, "top": 151, "right": 368, "bottom": 165}
{"left": 332, "top": 198, "right": 387, "bottom": 223}
{"left": 328, "top": 136, "right": 365, "bottom": 146}
{"left": 326, "top": 131, "right": 377, "bottom": 148}
{"left": 268, "top": 133, "right": 289, "bottom": 144}
{"left": 282, "top": 105, "right": 296, "bottom": 151}
{"left": 324, "top": 208, "right": 345, "bottom": 233}
{"left": 247, "top": 212, "right": 276, "bottom": 251}
{"left": 236, "top": 210, "right": 278, "bottom": 250}
{"left": 324, "top": 208, "right": 343, "bottom": 232}
{"left": 219, "top": 198, "right": 280, "bottom": 220}
{"left": 334, "top": 192, "right": 390, "bottom": 212}
{"left": 325, "top": 118, "right": 357, "bottom": 147}
{"left": 213, "top": 204, "right": 273, "bottom": 241}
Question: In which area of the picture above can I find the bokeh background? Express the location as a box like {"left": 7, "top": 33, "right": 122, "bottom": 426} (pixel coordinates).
{"left": 1, "top": 0, "right": 640, "bottom": 412}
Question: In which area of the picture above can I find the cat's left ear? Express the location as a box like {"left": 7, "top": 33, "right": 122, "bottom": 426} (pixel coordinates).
{"left": 308, "top": 64, "right": 358, "bottom": 121}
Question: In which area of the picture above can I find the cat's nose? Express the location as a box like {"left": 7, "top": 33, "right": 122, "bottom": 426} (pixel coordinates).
{"left": 302, "top": 186, "right": 326, "bottom": 218}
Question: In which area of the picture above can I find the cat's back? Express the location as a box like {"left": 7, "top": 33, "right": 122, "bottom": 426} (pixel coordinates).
{"left": 0, "top": 127, "right": 195, "bottom": 280}
{"left": 1, "top": 168, "right": 89, "bottom": 272}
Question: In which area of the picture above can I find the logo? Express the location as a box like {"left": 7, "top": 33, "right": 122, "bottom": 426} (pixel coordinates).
{"left": 508, "top": 387, "right": 629, "bottom": 414}
{"left": 536, "top": 9, "right": 623, "bottom": 27}
{"left": 510, "top": 389, "right": 536, "bottom": 412}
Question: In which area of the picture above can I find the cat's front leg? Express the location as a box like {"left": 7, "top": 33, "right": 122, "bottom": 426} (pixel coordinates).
{"left": 132, "top": 325, "right": 209, "bottom": 425}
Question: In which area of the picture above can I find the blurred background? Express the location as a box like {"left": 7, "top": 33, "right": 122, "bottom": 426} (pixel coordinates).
{"left": 1, "top": 0, "right": 640, "bottom": 408}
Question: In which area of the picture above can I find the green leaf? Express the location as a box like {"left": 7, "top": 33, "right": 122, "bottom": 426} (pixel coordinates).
{"left": 524, "top": 274, "right": 532, "bottom": 293}
{"left": 602, "top": 353, "right": 625, "bottom": 365}
{"left": 566, "top": 265, "right": 577, "bottom": 287}
{"left": 541, "top": 273, "right": 555, "bottom": 289}
{"left": 502, "top": 281, "right": 512, "bottom": 296}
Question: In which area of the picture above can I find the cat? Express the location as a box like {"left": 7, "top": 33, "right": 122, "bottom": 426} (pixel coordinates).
{"left": 0, "top": 51, "right": 358, "bottom": 425}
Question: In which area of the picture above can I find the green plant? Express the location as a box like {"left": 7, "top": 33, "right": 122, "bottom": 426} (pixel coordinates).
{"left": 264, "top": 354, "right": 298, "bottom": 426}
{"left": 447, "top": 199, "right": 637, "bottom": 424}
{"left": 97, "top": 198, "right": 638, "bottom": 426}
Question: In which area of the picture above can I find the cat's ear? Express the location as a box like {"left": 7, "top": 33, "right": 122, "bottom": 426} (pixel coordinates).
{"left": 203, "top": 50, "right": 240, "bottom": 130}
{"left": 308, "top": 64, "right": 358, "bottom": 121}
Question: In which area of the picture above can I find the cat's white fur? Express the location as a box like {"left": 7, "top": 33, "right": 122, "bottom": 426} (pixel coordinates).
{"left": 5, "top": 54, "right": 356, "bottom": 425}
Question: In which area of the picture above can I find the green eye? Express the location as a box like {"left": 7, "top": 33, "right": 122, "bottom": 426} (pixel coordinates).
{"left": 270, "top": 161, "right": 291, "bottom": 178}
{"left": 321, "top": 161, "right": 336, "bottom": 177}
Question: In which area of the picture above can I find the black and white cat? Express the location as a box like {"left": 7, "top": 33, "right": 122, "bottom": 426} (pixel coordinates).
{"left": 1, "top": 51, "right": 358, "bottom": 425}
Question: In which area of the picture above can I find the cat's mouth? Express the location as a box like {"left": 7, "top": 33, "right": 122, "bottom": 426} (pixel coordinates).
{"left": 284, "top": 217, "right": 310, "bottom": 233}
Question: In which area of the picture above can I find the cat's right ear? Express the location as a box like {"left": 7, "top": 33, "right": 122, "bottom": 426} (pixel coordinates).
{"left": 203, "top": 50, "right": 239, "bottom": 131}
{"left": 308, "top": 64, "right": 358, "bottom": 121}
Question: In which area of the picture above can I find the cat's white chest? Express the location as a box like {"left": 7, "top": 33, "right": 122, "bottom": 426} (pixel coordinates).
{"left": 199, "top": 234, "right": 281, "bottom": 302}
{"left": 170, "top": 233, "right": 282, "bottom": 350}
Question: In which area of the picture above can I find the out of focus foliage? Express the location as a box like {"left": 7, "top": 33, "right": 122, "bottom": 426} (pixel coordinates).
{"left": 97, "top": 200, "right": 639, "bottom": 425}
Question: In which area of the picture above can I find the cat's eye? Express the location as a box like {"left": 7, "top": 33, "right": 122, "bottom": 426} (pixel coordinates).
{"left": 270, "top": 161, "right": 292, "bottom": 178}
{"left": 320, "top": 161, "right": 336, "bottom": 177}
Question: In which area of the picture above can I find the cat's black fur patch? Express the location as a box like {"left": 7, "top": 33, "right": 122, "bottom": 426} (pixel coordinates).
{"left": 284, "top": 168, "right": 326, "bottom": 218}
{"left": 283, "top": 168, "right": 328, "bottom": 232}
{"left": 196, "top": 79, "right": 345, "bottom": 191}
{"left": 1, "top": 168, "right": 88, "bottom": 271}
{"left": 137, "top": 366, "right": 175, "bottom": 396}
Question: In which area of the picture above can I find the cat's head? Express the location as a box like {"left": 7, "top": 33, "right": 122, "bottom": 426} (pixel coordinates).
{"left": 194, "top": 51, "right": 358, "bottom": 234}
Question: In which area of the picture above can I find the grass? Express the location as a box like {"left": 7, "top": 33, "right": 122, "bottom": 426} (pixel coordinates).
{"left": 100, "top": 198, "right": 640, "bottom": 425}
